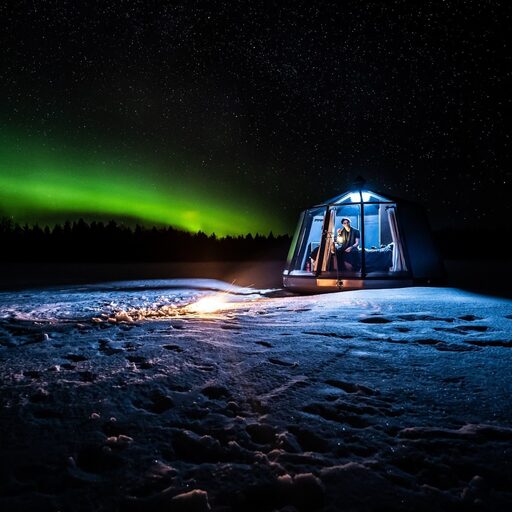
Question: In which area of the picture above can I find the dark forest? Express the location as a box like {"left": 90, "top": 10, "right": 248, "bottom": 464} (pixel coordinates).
{"left": 0, "top": 218, "right": 290, "bottom": 262}
{"left": 1, "top": 218, "right": 507, "bottom": 263}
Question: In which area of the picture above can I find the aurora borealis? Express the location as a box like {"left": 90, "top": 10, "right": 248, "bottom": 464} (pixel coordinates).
{"left": 1, "top": 2, "right": 509, "bottom": 233}
{"left": 0, "top": 133, "right": 282, "bottom": 236}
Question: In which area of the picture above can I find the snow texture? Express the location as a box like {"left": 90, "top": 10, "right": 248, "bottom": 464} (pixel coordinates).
{"left": 1, "top": 280, "right": 512, "bottom": 511}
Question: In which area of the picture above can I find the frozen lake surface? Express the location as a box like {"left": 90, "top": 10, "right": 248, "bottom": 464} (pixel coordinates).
{"left": 1, "top": 281, "right": 512, "bottom": 511}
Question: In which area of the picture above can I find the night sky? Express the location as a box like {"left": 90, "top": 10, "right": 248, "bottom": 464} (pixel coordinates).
{"left": 1, "top": 1, "right": 509, "bottom": 235}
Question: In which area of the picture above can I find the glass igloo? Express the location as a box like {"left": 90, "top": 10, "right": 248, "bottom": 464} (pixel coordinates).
{"left": 283, "top": 181, "right": 443, "bottom": 293}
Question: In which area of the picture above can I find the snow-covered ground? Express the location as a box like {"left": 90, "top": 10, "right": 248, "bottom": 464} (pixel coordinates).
{"left": 1, "top": 280, "right": 512, "bottom": 511}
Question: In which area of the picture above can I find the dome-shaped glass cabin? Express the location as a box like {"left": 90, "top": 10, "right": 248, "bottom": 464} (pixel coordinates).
{"left": 283, "top": 183, "right": 444, "bottom": 293}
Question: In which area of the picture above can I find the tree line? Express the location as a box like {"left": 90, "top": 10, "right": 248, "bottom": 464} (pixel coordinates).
{"left": 0, "top": 218, "right": 291, "bottom": 262}
{"left": 1, "top": 218, "right": 504, "bottom": 263}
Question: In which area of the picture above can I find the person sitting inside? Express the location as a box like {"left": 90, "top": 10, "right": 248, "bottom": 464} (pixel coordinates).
{"left": 336, "top": 217, "right": 361, "bottom": 272}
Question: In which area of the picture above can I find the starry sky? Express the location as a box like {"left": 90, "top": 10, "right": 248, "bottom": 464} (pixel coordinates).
{"left": 1, "top": 1, "right": 509, "bottom": 234}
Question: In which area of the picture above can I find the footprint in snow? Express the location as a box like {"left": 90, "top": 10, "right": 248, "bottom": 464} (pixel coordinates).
{"left": 29, "top": 388, "right": 50, "bottom": 402}
{"left": 325, "top": 379, "right": 377, "bottom": 395}
{"left": 268, "top": 357, "right": 298, "bottom": 367}
{"left": 23, "top": 370, "right": 42, "bottom": 379}
{"left": 434, "top": 325, "right": 489, "bottom": 334}
{"left": 303, "top": 331, "right": 354, "bottom": 339}
{"left": 287, "top": 425, "right": 330, "bottom": 452}
{"left": 459, "top": 314, "right": 482, "bottom": 321}
{"left": 162, "top": 344, "right": 183, "bottom": 352}
{"left": 64, "top": 354, "right": 88, "bottom": 362}
{"left": 196, "top": 364, "right": 216, "bottom": 372}
{"left": 359, "top": 317, "right": 392, "bottom": 324}
{"left": 221, "top": 324, "right": 242, "bottom": 331}
{"left": 201, "top": 385, "right": 231, "bottom": 400}
{"left": 98, "top": 339, "right": 124, "bottom": 356}
{"left": 79, "top": 371, "right": 97, "bottom": 382}
{"left": 397, "top": 314, "right": 454, "bottom": 323}
{"left": 415, "top": 338, "right": 442, "bottom": 346}
{"left": 123, "top": 342, "right": 141, "bottom": 351}
{"left": 464, "top": 339, "right": 512, "bottom": 348}
{"left": 126, "top": 355, "right": 155, "bottom": 369}
{"left": 246, "top": 423, "right": 277, "bottom": 444}
{"left": 457, "top": 325, "right": 489, "bottom": 332}
{"left": 133, "top": 391, "right": 174, "bottom": 414}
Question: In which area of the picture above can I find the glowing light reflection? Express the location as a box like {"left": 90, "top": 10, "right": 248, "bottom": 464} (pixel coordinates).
{"left": 185, "top": 295, "right": 229, "bottom": 314}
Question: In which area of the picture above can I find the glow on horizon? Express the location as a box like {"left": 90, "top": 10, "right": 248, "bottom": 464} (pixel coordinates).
{"left": 0, "top": 135, "right": 284, "bottom": 236}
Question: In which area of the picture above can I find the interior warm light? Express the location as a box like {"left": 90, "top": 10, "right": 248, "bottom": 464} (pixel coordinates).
{"left": 186, "top": 295, "right": 228, "bottom": 314}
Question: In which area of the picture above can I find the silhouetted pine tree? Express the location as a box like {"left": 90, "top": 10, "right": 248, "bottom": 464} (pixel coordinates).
{"left": 0, "top": 218, "right": 291, "bottom": 262}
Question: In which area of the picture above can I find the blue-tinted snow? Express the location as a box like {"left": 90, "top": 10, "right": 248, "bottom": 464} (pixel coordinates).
{"left": 1, "top": 281, "right": 512, "bottom": 510}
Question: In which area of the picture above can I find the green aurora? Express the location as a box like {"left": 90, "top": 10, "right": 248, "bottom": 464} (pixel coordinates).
{"left": 0, "top": 134, "right": 284, "bottom": 237}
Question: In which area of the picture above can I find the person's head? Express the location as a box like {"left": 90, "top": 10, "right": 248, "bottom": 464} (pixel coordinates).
{"left": 341, "top": 218, "right": 351, "bottom": 229}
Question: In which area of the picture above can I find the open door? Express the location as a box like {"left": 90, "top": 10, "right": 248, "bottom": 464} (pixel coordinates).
{"left": 315, "top": 208, "right": 336, "bottom": 275}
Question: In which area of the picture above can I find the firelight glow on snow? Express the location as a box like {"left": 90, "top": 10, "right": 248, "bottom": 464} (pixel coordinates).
{"left": 186, "top": 295, "right": 229, "bottom": 314}
{"left": 0, "top": 133, "right": 282, "bottom": 236}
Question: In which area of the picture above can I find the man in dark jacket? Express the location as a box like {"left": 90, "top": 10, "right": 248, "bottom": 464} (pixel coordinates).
{"left": 336, "top": 218, "right": 361, "bottom": 271}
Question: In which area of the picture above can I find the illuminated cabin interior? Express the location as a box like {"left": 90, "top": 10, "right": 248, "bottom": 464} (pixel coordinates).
{"left": 283, "top": 182, "right": 444, "bottom": 293}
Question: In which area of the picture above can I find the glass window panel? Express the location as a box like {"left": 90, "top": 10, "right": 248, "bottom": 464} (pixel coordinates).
{"left": 363, "top": 203, "right": 409, "bottom": 275}
{"left": 289, "top": 206, "right": 327, "bottom": 272}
